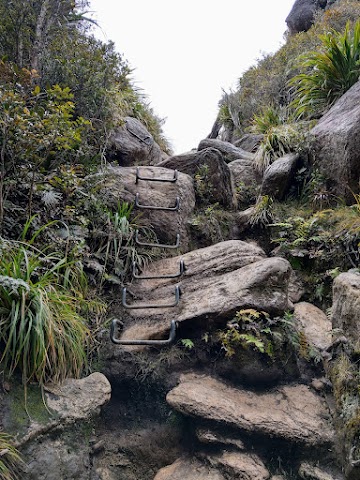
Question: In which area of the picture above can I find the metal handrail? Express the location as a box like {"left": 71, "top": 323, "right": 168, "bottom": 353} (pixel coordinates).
{"left": 135, "top": 230, "right": 180, "bottom": 249}
{"left": 122, "top": 285, "right": 180, "bottom": 309}
{"left": 135, "top": 193, "right": 180, "bottom": 211}
{"left": 136, "top": 167, "right": 178, "bottom": 184}
{"left": 110, "top": 319, "right": 177, "bottom": 346}
{"left": 132, "top": 260, "right": 185, "bottom": 280}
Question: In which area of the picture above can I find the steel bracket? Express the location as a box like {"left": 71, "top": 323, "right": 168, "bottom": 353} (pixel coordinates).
{"left": 122, "top": 285, "right": 180, "bottom": 309}
{"left": 135, "top": 193, "right": 180, "bottom": 211}
{"left": 136, "top": 167, "right": 178, "bottom": 184}
{"left": 132, "top": 259, "right": 185, "bottom": 280}
{"left": 110, "top": 319, "right": 177, "bottom": 346}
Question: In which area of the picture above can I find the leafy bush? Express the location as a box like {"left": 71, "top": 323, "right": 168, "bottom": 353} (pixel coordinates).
{"left": 290, "top": 20, "right": 360, "bottom": 118}
{"left": 0, "top": 221, "right": 90, "bottom": 386}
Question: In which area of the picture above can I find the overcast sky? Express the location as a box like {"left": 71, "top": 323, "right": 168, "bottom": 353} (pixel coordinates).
{"left": 89, "top": 0, "right": 295, "bottom": 154}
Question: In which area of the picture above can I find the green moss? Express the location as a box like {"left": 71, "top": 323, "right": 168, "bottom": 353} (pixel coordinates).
{"left": 6, "top": 382, "right": 54, "bottom": 434}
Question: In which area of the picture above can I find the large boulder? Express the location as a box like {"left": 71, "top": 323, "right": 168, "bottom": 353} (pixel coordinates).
{"left": 261, "top": 153, "right": 300, "bottom": 200}
{"left": 294, "top": 302, "right": 332, "bottom": 351}
{"left": 114, "top": 240, "right": 292, "bottom": 344}
{"left": 310, "top": 80, "right": 360, "bottom": 202}
{"left": 85, "top": 165, "right": 195, "bottom": 251}
{"left": 157, "top": 147, "right": 236, "bottom": 208}
{"left": 234, "top": 134, "right": 264, "bottom": 152}
{"left": 228, "top": 159, "right": 260, "bottom": 206}
{"left": 167, "top": 374, "right": 335, "bottom": 448}
{"left": 331, "top": 271, "right": 360, "bottom": 348}
{"left": 107, "top": 117, "right": 163, "bottom": 166}
{"left": 286, "top": 0, "right": 327, "bottom": 34}
{"left": 198, "top": 138, "right": 255, "bottom": 162}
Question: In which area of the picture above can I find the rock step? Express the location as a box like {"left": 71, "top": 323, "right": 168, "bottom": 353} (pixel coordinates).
{"left": 119, "top": 240, "right": 292, "bottom": 343}
{"left": 166, "top": 374, "right": 335, "bottom": 448}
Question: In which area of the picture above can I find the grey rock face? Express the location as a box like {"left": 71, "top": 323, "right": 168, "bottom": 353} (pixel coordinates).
{"left": 310, "top": 80, "right": 360, "bottom": 201}
{"left": 261, "top": 153, "right": 300, "bottom": 200}
{"left": 299, "top": 461, "right": 345, "bottom": 479}
{"left": 108, "top": 117, "right": 163, "bottom": 166}
{"left": 207, "top": 451, "right": 270, "bottom": 479}
{"left": 331, "top": 271, "right": 360, "bottom": 348}
{"left": 158, "top": 147, "right": 236, "bottom": 208}
{"left": 116, "top": 240, "right": 292, "bottom": 344}
{"left": 198, "top": 138, "right": 255, "bottom": 162}
{"left": 167, "top": 374, "right": 335, "bottom": 447}
{"left": 294, "top": 302, "right": 332, "bottom": 351}
{"left": 45, "top": 372, "right": 111, "bottom": 420}
{"left": 234, "top": 133, "right": 264, "bottom": 152}
{"left": 86, "top": 165, "right": 195, "bottom": 251}
{"left": 154, "top": 457, "right": 226, "bottom": 480}
{"left": 228, "top": 159, "right": 260, "bottom": 206}
{"left": 18, "top": 373, "right": 111, "bottom": 480}
{"left": 286, "top": 0, "right": 327, "bottom": 34}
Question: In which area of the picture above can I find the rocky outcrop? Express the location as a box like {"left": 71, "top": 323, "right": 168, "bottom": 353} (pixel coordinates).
{"left": 157, "top": 147, "right": 236, "bottom": 208}
{"left": 115, "top": 240, "right": 292, "bottom": 344}
{"left": 86, "top": 165, "right": 195, "bottom": 251}
{"left": 234, "top": 133, "right": 264, "bottom": 152}
{"left": 294, "top": 301, "right": 332, "bottom": 351}
{"left": 299, "top": 462, "right": 344, "bottom": 479}
{"left": 154, "top": 458, "right": 225, "bottom": 480}
{"left": 331, "top": 271, "right": 360, "bottom": 348}
{"left": 107, "top": 117, "right": 163, "bottom": 166}
{"left": 16, "top": 373, "right": 111, "bottom": 480}
{"left": 310, "top": 80, "right": 360, "bottom": 202}
{"left": 206, "top": 451, "right": 270, "bottom": 480}
{"left": 228, "top": 159, "right": 260, "bottom": 205}
{"left": 286, "top": 0, "right": 327, "bottom": 34}
{"left": 198, "top": 138, "right": 255, "bottom": 162}
{"left": 167, "top": 373, "right": 335, "bottom": 447}
{"left": 261, "top": 153, "right": 300, "bottom": 200}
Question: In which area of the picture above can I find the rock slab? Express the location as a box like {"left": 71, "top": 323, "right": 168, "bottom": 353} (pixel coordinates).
{"left": 167, "top": 374, "right": 334, "bottom": 447}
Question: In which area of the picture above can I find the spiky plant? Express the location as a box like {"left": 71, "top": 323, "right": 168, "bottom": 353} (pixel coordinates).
{"left": 290, "top": 20, "right": 360, "bottom": 119}
{"left": 0, "top": 433, "right": 22, "bottom": 480}
{"left": 0, "top": 221, "right": 90, "bottom": 386}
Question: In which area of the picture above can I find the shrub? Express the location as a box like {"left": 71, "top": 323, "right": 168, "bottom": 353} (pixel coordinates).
{"left": 0, "top": 222, "right": 90, "bottom": 386}
{"left": 290, "top": 20, "right": 360, "bottom": 119}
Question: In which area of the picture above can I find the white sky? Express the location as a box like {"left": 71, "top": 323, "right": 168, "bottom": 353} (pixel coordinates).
{"left": 89, "top": 0, "right": 295, "bottom": 154}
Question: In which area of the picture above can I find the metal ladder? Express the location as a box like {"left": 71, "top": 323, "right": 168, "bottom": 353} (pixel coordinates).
{"left": 110, "top": 167, "right": 185, "bottom": 346}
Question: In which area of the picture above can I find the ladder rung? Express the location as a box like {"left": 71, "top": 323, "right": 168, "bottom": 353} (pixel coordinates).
{"left": 132, "top": 260, "right": 185, "bottom": 280}
{"left": 135, "top": 230, "right": 180, "bottom": 249}
{"left": 136, "top": 167, "right": 178, "bottom": 184}
{"left": 122, "top": 286, "right": 180, "bottom": 309}
{"left": 135, "top": 193, "right": 180, "bottom": 211}
{"left": 110, "top": 319, "right": 177, "bottom": 346}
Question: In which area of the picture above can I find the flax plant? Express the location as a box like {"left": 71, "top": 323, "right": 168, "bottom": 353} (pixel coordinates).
{"left": 290, "top": 20, "right": 360, "bottom": 118}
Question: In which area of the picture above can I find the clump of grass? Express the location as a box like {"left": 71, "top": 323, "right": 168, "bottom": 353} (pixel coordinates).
{"left": 0, "top": 220, "right": 90, "bottom": 387}
{"left": 253, "top": 124, "right": 301, "bottom": 173}
{"left": 250, "top": 195, "right": 274, "bottom": 227}
{"left": 0, "top": 433, "right": 22, "bottom": 480}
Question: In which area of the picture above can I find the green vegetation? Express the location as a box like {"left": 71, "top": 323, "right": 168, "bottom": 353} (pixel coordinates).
{"left": 0, "top": 433, "right": 22, "bottom": 480}
{"left": 0, "top": 219, "right": 89, "bottom": 386}
{"left": 290, "top": 20, "right": 360, "bottom": 118}
{"left": 216, "top": 0, "right": 360, "bottom": 138}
